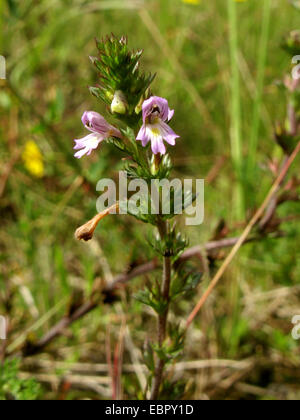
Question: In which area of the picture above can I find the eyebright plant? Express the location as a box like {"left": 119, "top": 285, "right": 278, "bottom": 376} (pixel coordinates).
{"left": 74, "top": 35, "right": 202, "bottom": 400}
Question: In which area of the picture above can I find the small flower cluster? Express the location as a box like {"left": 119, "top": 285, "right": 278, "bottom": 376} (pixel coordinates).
{"left": 74, "top": 96, "right": 179, "bottom": 158}
{"left": 73, "top": 35, "right": 179, "bottom": 159}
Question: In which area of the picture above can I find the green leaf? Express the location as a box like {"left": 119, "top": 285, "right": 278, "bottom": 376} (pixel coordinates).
{"left": 0, "top": 359, "right": 40, "bottom": 400}
{"left": 134, "top": 286, "right": 168, "bottom": 316}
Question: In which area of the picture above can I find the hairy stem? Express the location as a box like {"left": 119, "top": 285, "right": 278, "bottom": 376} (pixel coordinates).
{"left": 150, "top": 220, "right": 171, "bottom": 400}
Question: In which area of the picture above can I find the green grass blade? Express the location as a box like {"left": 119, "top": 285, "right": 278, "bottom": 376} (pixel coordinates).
{"left": 228, "top": 0, "right": 244, "bottom": 219}
{"left": 247, "top": 0, "right": 272, "bottom": 181}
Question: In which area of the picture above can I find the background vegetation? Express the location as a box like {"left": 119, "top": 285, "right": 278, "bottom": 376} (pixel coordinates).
{"left": 0, "top": 0, "right": 299, "bottom": 400}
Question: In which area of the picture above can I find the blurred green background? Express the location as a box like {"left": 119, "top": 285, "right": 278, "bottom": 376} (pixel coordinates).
{"left": 0, "top": 0, "right": 300, "bottom": 400}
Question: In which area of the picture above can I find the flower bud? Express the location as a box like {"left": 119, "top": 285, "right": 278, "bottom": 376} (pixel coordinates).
{"left": 150, "top": 154, "right": 161, "bottom": 175}
{"left": 135, "top": 96, "right": 144, "bottom": 115}
{"left": 111, "top": 90, "right": 128, "bottom": 114}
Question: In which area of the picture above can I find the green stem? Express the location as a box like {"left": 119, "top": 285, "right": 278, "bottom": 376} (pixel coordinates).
{"left": 247, "top": 0, "right": 272, "bottom": 180}
{"left": 0, "top": 0, "right": 3, "bottom": 51}
{"left": 228, "top": 0, "right": 244, "bottom": 219}
{"left": 150, "top": 220, "right": 171, "bottom": 400}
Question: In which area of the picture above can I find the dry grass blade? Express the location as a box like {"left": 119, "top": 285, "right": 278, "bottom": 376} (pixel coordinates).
{"left": 22, "top": 357, "right": 253, "bottom": 374}
{"left": 18, "top": 372, "right": 111, "bottom": 397}
{"left": 139, "top": 9, "right": 223, "bottom": 143}
{"left": 186, "top": 140, "right": 300, "bottom": 328}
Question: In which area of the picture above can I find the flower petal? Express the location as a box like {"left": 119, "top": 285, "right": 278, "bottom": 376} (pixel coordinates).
{"left": 74, "top": 148, "right": 89, "bottom": 159}
{"left": 168, "top": 109, "right": 175, "bottom": 121}
{"left": 82, "top": 111, "right": 105, "bottom": 133}
{"left": 73, "top": 139, "right": 86, "bottom": 150}
{"left": 73, "top": 133, "right": 103, "bottom": 158}
{"left": 142, "top": 96, "right": 170, "bottom": 123}
{"left": 137, "top": 97, "right": 179, "bottom": 155}
{"left": 136, "top": 125, "right": 150, "bottom": 147}
{"left": 160, "top": 121, "right": 180, "bottom": 146}
{"left": 151, "top": 137, "right": 166, "bottom": 155}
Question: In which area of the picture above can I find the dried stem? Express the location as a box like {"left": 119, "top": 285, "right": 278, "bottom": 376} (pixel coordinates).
{"left": 9, "top": 231, "right": 289, "bottom": 357}
{"left": 75, "top": 203, "right": 119, "bottom": 242}
{"left": 186, "top": 140, "right": 300, "bottom": 328}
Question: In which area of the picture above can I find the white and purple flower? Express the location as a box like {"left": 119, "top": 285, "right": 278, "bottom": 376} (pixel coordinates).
{"left": 74, "top": 111, "right": 121, "bottom": 159}
{"left": 136, "top": 96, "right": 180, "bottom": 155}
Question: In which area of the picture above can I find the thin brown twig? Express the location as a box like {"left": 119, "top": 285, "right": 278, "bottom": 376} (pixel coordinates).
{"left": 113, "top": 318, "right": 126, "bottom": 400}
{"left": 106, "top": 325, "right": 113, "bottom": 399}
{"left": 205, "top": 156, "right": 227, "bottom": 184}
{"left": 9, "top": 231, "right": 286, "bottom": 357}
{"left": 9, "top": 163, "right": 296, "bottom": 358}
{"left": 21, "top": 357, "right": 254, "bottom": 374}
{"left": 186, "top": 140, "right": 300, "bottom": 328}
{"left": 259, "top": 156, "right": 289, "bottom": 231}
{"left": 18, "top": 372, "right": 111, "bottom": 397}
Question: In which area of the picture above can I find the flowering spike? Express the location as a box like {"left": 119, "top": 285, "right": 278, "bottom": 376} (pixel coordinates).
{"left": 89, "top": 35, "right": 155, "bottom": 121}
{"left": 136, "top": 96, "right": 180, "bottom": 155}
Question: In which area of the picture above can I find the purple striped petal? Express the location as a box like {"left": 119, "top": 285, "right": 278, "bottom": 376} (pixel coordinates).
{"left": 137, "top": 96, "right": 179, "bottom": 155}
{"left": 81, "top": 111, "right": 121, "bottom": 138}
{"left": 159, "top": 121, "right": 180, "bottom": 145}
{"left": 142, "top": 96, "right": 172, "bottom": 123}
{"left": 136, "top": 125, "right": 150, "bottom": 147}
{"left": 151, "top": 137, "right": 166, "bottom": 155}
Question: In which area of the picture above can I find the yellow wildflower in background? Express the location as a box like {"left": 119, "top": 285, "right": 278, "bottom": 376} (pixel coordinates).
{"left": 182, "top": 0, "right": 246, "bottom": 4}
{"left": 182, "top": 0, "right": 201, "bottom": 5}
{"left": 22, "top": 141, "right": 45, "bottom": 178}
